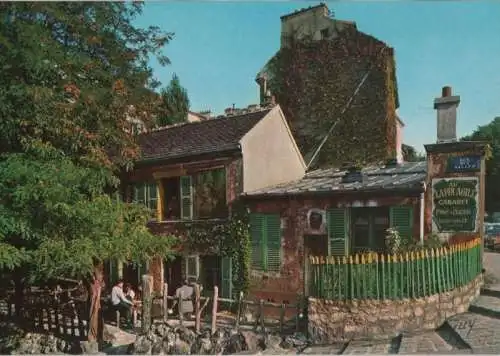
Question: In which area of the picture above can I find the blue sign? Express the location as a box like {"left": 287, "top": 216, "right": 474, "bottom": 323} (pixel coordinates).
{"left": 447, "top": 155, "right": 481, "bottom": 173}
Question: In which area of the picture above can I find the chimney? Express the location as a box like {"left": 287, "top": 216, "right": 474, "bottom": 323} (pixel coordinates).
{"left": 434, "top": 86, "right": 460, "bottom": 143}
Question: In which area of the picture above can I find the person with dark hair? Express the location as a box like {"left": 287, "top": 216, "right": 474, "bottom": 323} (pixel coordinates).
{"left": 111, "top": 279, "right": 133, "bottom": 329}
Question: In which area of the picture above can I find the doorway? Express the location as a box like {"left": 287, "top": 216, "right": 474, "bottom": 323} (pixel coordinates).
{"left": 200, "top": 255, "right": 221, "bottom": 294}
{"left": 303, "top": 234, "right": 328, "bottom": 296}
{"left": 164, "top": 255, "right": 183, "bottom": 295}
{"left": 304, "top": 234, "right": 328, "bottom": 257}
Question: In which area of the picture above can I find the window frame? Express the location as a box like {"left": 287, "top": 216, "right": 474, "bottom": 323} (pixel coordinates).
{"left": 133, "top": 182, "right": 158, "bottom": 220}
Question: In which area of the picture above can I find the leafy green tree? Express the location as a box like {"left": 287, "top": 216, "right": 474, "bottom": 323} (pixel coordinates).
{"left": 0, "top": 2, "right": 172, "bottom": 169}
{"left": 156, "top": 73, "right": 190, "bottom": 126}
{"left": 0, "top": 3, "right": 176, "bottom": 340}
{"left": 402, "top": 144, "right": 426, "bottom": 162}
{"left": 462, "top": 117, "right": 500, "bottom": 213}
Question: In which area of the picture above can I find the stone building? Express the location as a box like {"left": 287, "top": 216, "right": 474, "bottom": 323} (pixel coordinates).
{"left": 256, "top": 3, "right": 403, "bottom": 168}
{"left": 112, "top": 105, "right": 305, "bottom": 296}
{"left": 242, "top": 86, "right": 487, "bottom": 304}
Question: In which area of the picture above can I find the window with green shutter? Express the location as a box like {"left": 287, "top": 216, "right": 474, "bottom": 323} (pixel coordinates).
{"left": 133, "top": 182, "right": 158, "bottom": 220}
{"left": 249, "top": 213, "right": 282, "bottom": 272}
{"left": 180, "top": 176, "right": 193, "bottom": 220}
{"left": 390, "top": 206, "right": 413, "bottom": 241}
{"left": 327, "top": 208, "right": 349, "bottom": 256}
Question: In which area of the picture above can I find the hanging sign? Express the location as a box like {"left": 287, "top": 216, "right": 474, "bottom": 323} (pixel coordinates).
{"left": 432, "top": 177, "right": 479, "bottom": 233}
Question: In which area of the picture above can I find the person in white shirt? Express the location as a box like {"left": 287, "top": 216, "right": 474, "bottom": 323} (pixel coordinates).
{"left": 111, "top": 280, "right": 133, "bottom": 328}
{"left": 124, "top": 283, "right": 136, "bottom": 302}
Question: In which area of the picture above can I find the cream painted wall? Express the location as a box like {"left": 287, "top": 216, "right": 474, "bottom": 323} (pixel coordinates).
{"left": 240, "top": 106, "right": 306, "bottom": 193}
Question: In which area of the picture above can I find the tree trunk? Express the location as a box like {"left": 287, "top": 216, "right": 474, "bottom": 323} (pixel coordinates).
{"left": 13, "top": 269, "right": 25, "bottom": 320}
{"left": 87, "top": 263, "right": 104, "bottom": 342}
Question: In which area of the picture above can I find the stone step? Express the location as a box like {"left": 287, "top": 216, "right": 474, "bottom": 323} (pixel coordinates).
{"left": 301, "top": 343, "right": 346, "bottom": 354}
{"left": 469, "top": 295, "right": 500, "bottom": 318}
{"left": 341, "top": 339, "right": 396, "bottom": 354}
{"left": 398, "top": 323, "right": 471, "bottom": 354}
{"left": 448, "top": 311, "right": 500, "bottom": 351}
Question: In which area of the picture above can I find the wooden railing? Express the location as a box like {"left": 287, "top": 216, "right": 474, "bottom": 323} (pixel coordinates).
{"left": 138, "top": 278, "right": 306, "bottom": 335}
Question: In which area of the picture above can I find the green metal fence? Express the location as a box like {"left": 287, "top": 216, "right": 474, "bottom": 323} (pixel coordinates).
{"left": 308, "top": 238, "right": 482, "bottom": 300}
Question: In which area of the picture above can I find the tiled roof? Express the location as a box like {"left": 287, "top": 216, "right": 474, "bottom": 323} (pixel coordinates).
{"left": 137, "top": 109, "right": 272, "bottom": 162}
{"left": 244, "top": 161, "right": 427, "bottom": 196}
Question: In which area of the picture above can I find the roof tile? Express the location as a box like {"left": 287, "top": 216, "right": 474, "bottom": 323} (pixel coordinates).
{"left": 137, "top": 109, "right": 272, "bottom": 162}
{"left": 245, "top": 161, "right": 427, "bottom": 196}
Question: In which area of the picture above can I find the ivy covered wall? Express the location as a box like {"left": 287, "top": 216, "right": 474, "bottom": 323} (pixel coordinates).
{"left": 264, "top": 28, "right": 399, "bottom": 169}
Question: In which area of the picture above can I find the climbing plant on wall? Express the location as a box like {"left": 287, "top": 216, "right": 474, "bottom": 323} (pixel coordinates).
{"left": 184, "top": 202, "right": 250, "bottom": 296}
{"left": 265, "top": 28, "right": 399, "bottom": 169}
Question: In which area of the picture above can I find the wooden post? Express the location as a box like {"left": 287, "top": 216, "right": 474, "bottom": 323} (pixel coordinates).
{"left": 211, "top": 286, "right": 218, "bottom": 335}
{"left": 259, "top": 299, "right": 264, "bottom": 331}
{"left": 194, "top": 283, "right": 201, "bottom": 333}
{"left": 163, "top": 283, "right": 169, "bottom": 322}
{"left": 141, "top": 274, "right": 153, "bottom": 334}
{"left": 296, "top": 296, "right": 302, "bottom": 332}
{"left": 235, "top": 291, "right": 243, "bottom": 328}
{"left": 280, "top": 303, "right": 285, "bottom": 334}
{"left": 178, "top": 291, "right": 183, "bottom": 326}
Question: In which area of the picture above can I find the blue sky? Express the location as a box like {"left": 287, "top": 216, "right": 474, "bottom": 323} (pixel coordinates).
{"left": 135, "top": 1, "right": 500, "bottom": 153}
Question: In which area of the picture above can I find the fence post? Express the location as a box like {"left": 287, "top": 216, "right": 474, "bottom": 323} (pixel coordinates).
{"left": 235, "top": 291, "right": 243, "bottom": 328}
{"left": 211, "top": 286, "right": 218, "bottom": 335}
{"left": 141, "top": 274, "right": 153, "bottom": 334}
{"left": 178, "top": 291, "right": 184, "bottom": 326}
{"left": 279, "top": 303, "right": 285, "bottom": 334}
{"left": 194, "top": 283, "right": 201, "bottom": 333}
{"left": 258, "top": 299, "right": 264, "bottom": 331}
{"left": 163, "top": 283, "right": 168, "bottom": 322}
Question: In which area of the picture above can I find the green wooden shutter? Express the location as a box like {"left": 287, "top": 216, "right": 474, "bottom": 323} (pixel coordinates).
{"left": 265, "top": 214, "right": 281, "bottom": 272}
{"left": 221, "top": 257, "right": 232, "bottom": 299}
{"left": 250, "top": 214, "right": 264, "bottom": 270}
{"left": 390, "top": 206, "right": 413, "bottom": 240}
{"left": 180, "top": 176, "right": 193, "bottom": 220}
{"left": 134, "top": 184, "right": 145, "bottom": 205}
{"left": 147, "top": 183, "right": 158, "bottom": 213}
{"left": 327, "top": 208, "right": 349, "bottom": 256}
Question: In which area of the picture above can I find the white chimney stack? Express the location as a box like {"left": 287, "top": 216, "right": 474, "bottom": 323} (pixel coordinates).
{"left": 434, "top": 86, "right": 460, "bottom": 143}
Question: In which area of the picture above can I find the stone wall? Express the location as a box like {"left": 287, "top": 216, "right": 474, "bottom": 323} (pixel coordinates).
{"left": 308, "top": 273, "right": 483, "bottom": 344}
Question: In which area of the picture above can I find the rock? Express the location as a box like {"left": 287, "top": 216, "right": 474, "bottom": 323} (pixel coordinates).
{"left": 133, "top": 335, "right": 152, "bottom": 354}
{"left": 175, "top": 325, "right": 196, "bottom": 344}
{"left": 150, "top": 339, "right": 169, "bottom": 355}
{"left": 265, "top": 334, "right": 283, "bottom": 351}
{"left": 80, "top": 340, "right": 99, "bottom": 354}
{"left": 171, "top": 338, "right": 191, "bottom": 354}
{"left": 288, "top": 332, "right": 308, "bottom": 347}
{"left": 240, "top": 330, "right": 266, "bottom": 352}
{"left": 225, "top": 332, "right": 248, "bottom": 354}
{"left": 191, "top": 336, "right": 213, "bottom": 354}
{"left": 153, "top": 323, "right": 169, "bottom": 338}
{"left": 211, "top": 328, "right": 229, "bottom": 354}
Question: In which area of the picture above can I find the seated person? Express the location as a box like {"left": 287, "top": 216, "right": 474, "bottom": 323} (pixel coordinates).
{"left": 111, "top": 279, "right": 134, "bottom": 328}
